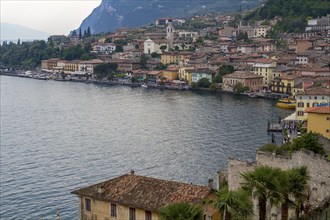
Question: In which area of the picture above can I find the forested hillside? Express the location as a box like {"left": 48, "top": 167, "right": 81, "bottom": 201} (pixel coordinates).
{"left": 0, "top": 41, "right": 95, "bottom": 69}
{"left": 244, "top": 0, "right": 330, "bottom": 33}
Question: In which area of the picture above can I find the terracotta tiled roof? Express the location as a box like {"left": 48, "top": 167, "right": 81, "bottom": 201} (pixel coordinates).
{"left": 281, "top": 74, "right": 303, "bottom": 80}
{"left": 71, "top": 174, "right": 212, "bottom": 211}
{"left": 223, "top": 71, "right": 263, "bottom": 79}
{"left": 147, "top": 71, "right": 162, "bottom": 75}
{"left": 296, "top": 87, "right": 330, "bottom": 96}
{"left": 305, "top": 106, "right": 330, "bottom": 114}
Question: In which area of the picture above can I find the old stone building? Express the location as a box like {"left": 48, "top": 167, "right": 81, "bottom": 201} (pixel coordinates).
{"left": 223, "top": 150, "right": 330, "bottom": 219}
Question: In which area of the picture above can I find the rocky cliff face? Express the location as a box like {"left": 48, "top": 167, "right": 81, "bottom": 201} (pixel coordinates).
{"left": 78, "top": 0, "right": 260, "bottom": 34}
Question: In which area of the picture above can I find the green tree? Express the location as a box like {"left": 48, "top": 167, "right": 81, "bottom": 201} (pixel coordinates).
{"left": 160, "top": 45, "right": 167, "bottom": 53}
{"left": 197, "top": 78, "right": 211, "bottom": 88}
{"left": 154, "top": 63, "right": 167, "bottom": 70}
{"left": 191, "top": 82, "right": 198, "bottom": 89}
{"left": 279, "top": 166, "right": 310, "bottom": 220}
{"left": 158, "top": 202, "right": 203, "bottom": 220}
{"left": 87, "top": 26, "right": 91, "bottom": 37}
{"left": 236, "top": 32, "right": 248, "bottom": 42}
{"left": 93, "top": 62, "right": 118, "bottom": 80}
{"left": 214, "top": 65, "right": 235, "bottom": 83}
{"left": 114, "top": 39, "right": 128, "bottom": 46}
{"left": 151, "top": 52, "right": 160, "bottom": 58}
{"left": 115, "top": 45, "right": 123, "bottom": 52}
{"left": 243, "top": 0, "right": 330, "bottom": 34}
{"left": 60, "top": 45, "right": 85, "bottom": 61}
{"left": 241, "top": 166, "right": 283, "bottom": 220}
{"left": 233, "top": 83, "right": 249, "bottom": 94}
{"left": 292, "top": 167, "right": 310, "bottom": 220}
{"left": 212, "top": 183, "right": 253, "bottom": 220}
{"left": 72, "top": 30, "right": 77, "bottom": 36}
{"left": 195, "top": 38, "right": 204, "bottom": 45}
{"left": 291, "top": 132, "right": 324, "bottom": 155}
{"left": 105, "top": 38, "right": 112, "bottom": 43}
{"left": 140, "top": 54, "right": 148, "bottom": 70}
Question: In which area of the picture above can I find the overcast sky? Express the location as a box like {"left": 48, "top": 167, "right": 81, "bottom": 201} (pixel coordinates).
{"left": 1, "top": 0, "right": 101, "bottom": 35}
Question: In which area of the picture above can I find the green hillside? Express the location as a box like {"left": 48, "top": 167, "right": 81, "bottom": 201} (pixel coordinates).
{"left": 244, "top": 0, "right": 330, "bottom": 33}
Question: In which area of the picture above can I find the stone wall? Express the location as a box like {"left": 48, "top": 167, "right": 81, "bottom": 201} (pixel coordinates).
{"left": 227, "top": 157, "right": 257, "bottom": 191}
{"left": 225, "top": 149, "right": 330, "bottom": 220}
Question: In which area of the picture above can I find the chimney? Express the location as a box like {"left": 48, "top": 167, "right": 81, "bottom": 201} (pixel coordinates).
{"left": 97, "top": 184, "right": 105, "bottom": 194}
{"left": 130, "top": 169, "right": 135, "bottom": 175}
{"left": 208, "top": 179, "right": 213, "bottom": 188}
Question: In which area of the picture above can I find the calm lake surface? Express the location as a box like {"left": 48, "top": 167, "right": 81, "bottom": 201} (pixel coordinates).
{"left": 0, "top": 76, "right": 292, "bottom": 219}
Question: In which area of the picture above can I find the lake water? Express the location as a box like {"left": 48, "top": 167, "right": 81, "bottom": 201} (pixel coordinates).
{"left": 0, "top": 76, "right": 292, "bottom": 220}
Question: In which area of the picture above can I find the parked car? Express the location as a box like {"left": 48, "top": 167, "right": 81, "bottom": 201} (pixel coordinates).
{"left": 297, "top": 130, "right": 302, "bottom": 137}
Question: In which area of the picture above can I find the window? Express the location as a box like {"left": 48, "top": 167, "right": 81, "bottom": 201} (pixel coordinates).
{"left": 307, "top": 103, "right": 310, "bottom": 108}
{"left": 297, "top": 111, "right": 304, "bottom": 116}
{"left": 145, "top": 211, "right": 152, "bottom": 220}
{"left": 85, "top": 198, "right": 91, "bottom": 212}
{"left": 326, "top": 129, "right": 329, "bottom": 133}
{"left": 327, "top": 117, "right": 330, "bottom": 121}
{"left": 110, "top": 204, "right": 117, "bottom": 217}
{"left": 129, "top": 208, "right": 136, "bottom": 220}
{"left": 298, "top": 102, "right": 304, "bottom": 108}
{"left": 204, "top": 215, "right": 213, "bottom": 220}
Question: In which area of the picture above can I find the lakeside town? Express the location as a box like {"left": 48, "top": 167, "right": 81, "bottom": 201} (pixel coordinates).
{"left": 1, "top": 3, "right": 330, "bottom": 220}
{"left": 3, "top": 13, "right": 330, "bottom": 124}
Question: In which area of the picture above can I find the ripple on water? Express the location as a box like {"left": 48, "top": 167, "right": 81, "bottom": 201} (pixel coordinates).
{"left": 0, "top": 76, "right": 293, "bottom": 219}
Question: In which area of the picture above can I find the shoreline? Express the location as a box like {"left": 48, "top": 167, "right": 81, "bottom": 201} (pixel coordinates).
{"left": 0, "top": 72, "right": 282, "bottom": 100}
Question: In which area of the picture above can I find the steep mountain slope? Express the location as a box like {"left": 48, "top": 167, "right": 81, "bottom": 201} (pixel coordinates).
{"left": 78, "top": 0, "right": 260, "bottom": 34}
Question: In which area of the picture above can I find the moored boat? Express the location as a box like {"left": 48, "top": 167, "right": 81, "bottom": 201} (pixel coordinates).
{"left": 276, "top": 98, "right": 296, "bottom": 109}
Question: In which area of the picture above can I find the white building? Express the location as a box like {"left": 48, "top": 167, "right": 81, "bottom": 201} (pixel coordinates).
{"left": 177, "top": 31, "right": 198, "bottom": 38}
{"left": 92, "top": 43, "right": 116, "bottom": 54}
{"left": 144, "top": 38, "right": 168, "bottom": 54}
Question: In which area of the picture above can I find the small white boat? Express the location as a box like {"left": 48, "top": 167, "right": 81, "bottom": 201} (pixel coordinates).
{"left": 141, "top": 84, "right": 148, "bottom": 88}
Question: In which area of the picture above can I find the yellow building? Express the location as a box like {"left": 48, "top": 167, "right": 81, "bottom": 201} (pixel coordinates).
{"left": 162, "top": 66, "right": 179, "bottom": 81}
{"left": 72, "top": 171, "right": 220, "bottom": 220}
{"left": 160, "top": 52, "right": 190, "bottom": 65}
{"left": 252, "top": 59, "right": 276, "bottom": 87}
{"left": 295, "top": 87, "right": 330, "bottom": 121}
{"left": 306, "top": 107, "right": 330, "bottom": 139}
{"left": 279, "top": 75, "right": 300, "bottom": 95}
{"left": 64, "top": 60, "right": 80, "bottom": 72}
{"left": 178, "top": 67, "right": 194, "bottom": 85}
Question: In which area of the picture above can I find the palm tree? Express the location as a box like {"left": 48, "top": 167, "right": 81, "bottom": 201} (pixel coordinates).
{"left": 158, "top": 202, "right": 203, "bottom": 220}
{"left": 241, "top": 166, "right": 283, "bottom": 220}
{"left": 212, "top": 183, "right": 253, "bottom": 220}
{"left": 291, "top": 166, "right": 310, "bottom": 219}
{"left": 280, "top": 166, "right": 309, "bottom": 220}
